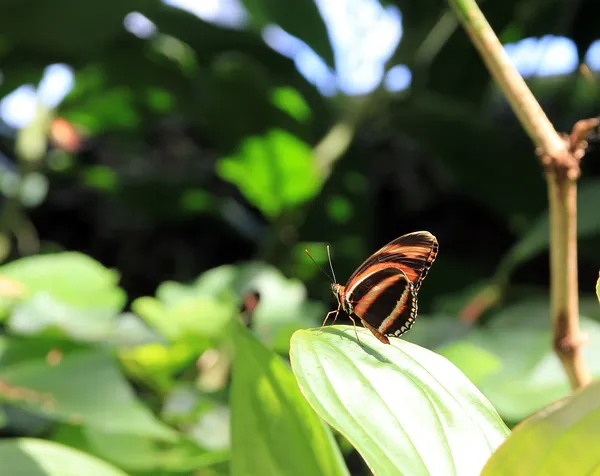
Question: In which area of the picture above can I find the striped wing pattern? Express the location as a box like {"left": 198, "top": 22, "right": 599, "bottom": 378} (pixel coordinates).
{"left": 343, "top": 231, "right": 438, "bottom": 339}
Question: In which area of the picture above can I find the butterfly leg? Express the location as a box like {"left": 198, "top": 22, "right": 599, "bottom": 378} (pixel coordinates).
{"left": 360, "top": 319, "right": 390, "bottom": 345}
{"left": 319, "top": 303, "right": 341, "bottom": 332}
{"left": 347, "top": 314, "right": 361, "bottom": 344}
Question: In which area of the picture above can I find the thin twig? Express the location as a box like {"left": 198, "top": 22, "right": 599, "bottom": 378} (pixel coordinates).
{"left": 448, "top": 0, "right": 592, "bottom": 389}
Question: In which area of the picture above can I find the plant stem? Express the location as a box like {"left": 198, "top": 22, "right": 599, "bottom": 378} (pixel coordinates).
{"left": 547, "top": 172, "right": 590, "bottom": 388}
{"left": 447, "top": 0, "right": 591, "bottom": 389}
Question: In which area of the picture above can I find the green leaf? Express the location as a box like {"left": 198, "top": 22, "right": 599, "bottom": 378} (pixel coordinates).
{"left": 132, "top": 295, "right": 237, "bottom": 343}
{"left": 52, "top": 424, "right": 228, "bottom": 473}
{"left": 290, "top": 325, "right": 509, "bottom": 476}
{"left": 271, "top": 87, "right": 312, "bottom": 122}
{"left": 0, "top": 252, "right": 126, "bottom": 317}
{"left": 240, "top": 0, "right": 335, "bottom": 67}
{"left": 0, "top": 438, "right": 127, "bottom": 476}
{"left": 217, "top": 129, "right": 323, "bottom": 218}
{"left": 482, "top": 380, "right": 600, "bottom": 475}
{"left": 497, "top": 180, "right": 600, "bottom": 281}
{"left": 436, "top": 297, "right": 600, "bottom": 421}
{"left": 597, "top": 273, "right": 600, "bottom": 304}
{"left": 141, "top": 263, "right": 323, "bottom": 352}
{"left": 0, "top": 345, "right": 175, "bottom": 440}
{"left": 230, "top": 322, "right": 349, "bottom": 476}
{"left": 8, "top": 294, "right": 118, "bottom": 343}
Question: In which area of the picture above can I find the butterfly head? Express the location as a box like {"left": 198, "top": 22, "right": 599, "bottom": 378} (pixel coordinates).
{"left": 331, "top": 283, "right": 342, "bottom": 301}
{"left": 331, "top": 283, "right": 352, "bottom": 313}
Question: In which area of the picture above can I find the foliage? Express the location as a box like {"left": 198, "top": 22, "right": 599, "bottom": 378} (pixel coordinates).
{"left": 482, "top": 380, "right": 600, "bottom": 475}
{"left": 1, "top": 0, "right": 600, "bottom": 474}
{"left": 230, "top": 322, "right": 348, "bottom": 476}
{"left": 290, "top": 326, "right": 509, "bottom": 475}
{"left": 0, "top": 438, "right": 128, "bottom": 476}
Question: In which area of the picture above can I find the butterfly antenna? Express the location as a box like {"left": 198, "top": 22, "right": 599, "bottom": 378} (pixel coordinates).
{"left": 326, "top": 245, "right": 337, "bottom": 283}
{"left": 305, "top": 249, "right": 335, "bottom": 283}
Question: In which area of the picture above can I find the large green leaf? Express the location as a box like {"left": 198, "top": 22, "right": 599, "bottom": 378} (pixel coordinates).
{"left": 52, "top": 424, "right": 227, "bottom": 473}
{"left": 7, "top": 294, "right": 120, "bottom": 343}
{"left": 230, "top": 323, "right": 349, "bottom": 476}
{"left": 436, "top": 297, "right": 600, "bottom": 421}
{"left": 496, "top": 180, "right": 600, "bottom": 281}
{"left": 482, "top": 380, "right": 600, "bottom": 475}
{"left": 141, "top": 262, "right": 323, "bottom": 352}
{"left": 0, "top": 343, "right": 175, "bottom": 440}
{"left": 0, "top": 438, "right": 127, "bottom": 476}
{"left": 240, "top": 0, "right": 335, "bottom": 67}
{"left": 217, "top": 129, "right": 323, "bottom": 218}
{"left": 290, "top": 325, "right": 509, "bottom": 476}
{"left": 0, "top": 252, "right": 126, "bottom": 317}
{"left": 132, "top": 295, "right": 237, "bottom": 343}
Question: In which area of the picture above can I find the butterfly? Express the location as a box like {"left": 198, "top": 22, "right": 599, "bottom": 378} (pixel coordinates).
{"left": 308, "top": 231, "right": 438, "bottom": 344}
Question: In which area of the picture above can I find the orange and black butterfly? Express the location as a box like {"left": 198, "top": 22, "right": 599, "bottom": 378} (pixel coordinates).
{"left": 308, "top": 231, "right": 438, "bottom": 344}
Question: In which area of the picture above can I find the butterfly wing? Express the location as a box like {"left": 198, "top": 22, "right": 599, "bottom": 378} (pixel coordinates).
{"left": 344, "top": 266, "right": 417, "bottom": 337}
{"left": 346, "top": 231, "right": 438, "bottom": 292}
{"left": 343, "top": 231, "right": 438, "bottom": 337}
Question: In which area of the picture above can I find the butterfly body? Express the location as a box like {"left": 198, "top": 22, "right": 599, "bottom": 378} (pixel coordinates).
{"left": 329, "top": 231, "right": 438, "bottom": 344}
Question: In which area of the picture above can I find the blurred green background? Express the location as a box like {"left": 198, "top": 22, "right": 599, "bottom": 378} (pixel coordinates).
{"left": 1, "top": 0, "right": 600, "bottom": 474}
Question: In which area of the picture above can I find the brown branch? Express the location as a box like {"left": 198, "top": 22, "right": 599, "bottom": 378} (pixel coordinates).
{"left": 448, "top": 0, "right": 594, "bottom": 389}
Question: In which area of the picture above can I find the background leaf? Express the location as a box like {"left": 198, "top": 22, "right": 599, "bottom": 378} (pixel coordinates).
{"left": 0, "top": 438, "right": 128, "bottom": 476}
{"left": 0, "top": 343, "right": 175, "bottom": 439}
{"left": 0, "top": 253, "right": 126, "bottom": 318}
{"left": 217, "top": 129, "right": 324, "bottom": 218}
{"left": 436, "top": 297, "right": 600, "bottom": 422}
{"left": 230, "top": 322, "right": 349, "bottom": 476}
{"left": 482, "top": 380, "right": 600, "bottom": 475}
{"left": 290, "top": 325, "right": 509, "bottom": 476}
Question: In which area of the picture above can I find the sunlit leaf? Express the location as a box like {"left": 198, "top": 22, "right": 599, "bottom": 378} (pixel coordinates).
{"left": 436, "top": 297, "right": 600, "bottom": 421}
{"left": 146, "top": 263, "right": 323, "bottom": 351}
{"left": 290, "top": 325, "right": 509, "bottom": 476}
{"left": 52, "top": 424, "right": 227, "bottom": 473}
{"left": 596, "top": 273, "right": 599, "bottom": 304}
{"left": 0, "top": 438, "right": 128, "bottom": 476}
{"left": 217, "top": 129, "right": 323, "bottom": 218}
{"left": 0, "top": 252, "right": 126, "bottom": 318}
{"left": 119, "top": 341, "right": 201, "bottom": 394}
{"left": 0, "top": 344, "right": 175, "bottom": 440}
{"left": 8, "top": 294, "right": 117, "bottom": 342}
{"left": 230, "top": 323, "right": 349, "bottom": 476}
{"left": 482, "top": 380, "right": 600, "bottom": 475}
{"left": 132, "top": 296, "right": 236, "bottom": 343}
{"left": 271, "top": 87, "right": 311, "bottom": 122}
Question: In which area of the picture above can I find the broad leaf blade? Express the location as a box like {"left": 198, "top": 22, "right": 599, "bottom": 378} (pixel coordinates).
{"left": 290, "top": 325, "right": 509, "bottom": 476}
{"left": 0, "top": 346, "right": 175, "bottom": 440}
{"left": 482, "top": 380, "right": 600, "bottom": 475}
{"left": 435, "top": 298, "right": 600, "bottom": 422}
{"left": 217, "top": 129, "right": 323, "bottom": 219}
{"left": 230, "top": 323, "right": 348, "bottom": 476}
{"left": 0, "top": 438, "right": 128, "bottom": 476}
